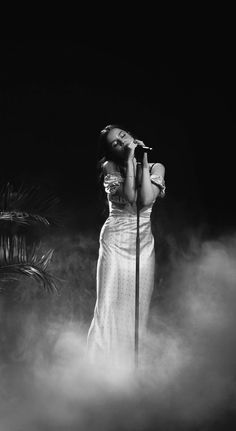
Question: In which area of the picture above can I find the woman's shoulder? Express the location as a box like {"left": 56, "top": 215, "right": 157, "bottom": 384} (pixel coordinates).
{"left": 102, "top": 160, "right": 120, "bottom": 175}
{"left": 149, "top": 162, "right": 165, "bottom": 173}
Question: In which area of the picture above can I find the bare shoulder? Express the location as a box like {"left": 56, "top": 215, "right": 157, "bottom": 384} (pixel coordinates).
{"left": 102, "top": 160, "right": 117, "bottom": 175}
{"left": 149, "top": 162, "right": 165, "bottom": 176}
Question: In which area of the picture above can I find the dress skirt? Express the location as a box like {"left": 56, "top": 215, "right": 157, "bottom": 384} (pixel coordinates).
{"left": 87, "top": 213, "right": 155, "bottom": 367}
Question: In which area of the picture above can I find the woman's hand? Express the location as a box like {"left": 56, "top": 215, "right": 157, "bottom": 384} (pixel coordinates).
{"left": 134, "top": 139, "right": 145, "bottom": 147}
{"left": 133, "top": 140, "right": 149, "bottom": 167}
{"left": 123, "top": 138, "right": 137, "bottom": 161}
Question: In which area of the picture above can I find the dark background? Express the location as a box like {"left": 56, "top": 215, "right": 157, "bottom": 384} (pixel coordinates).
{"left": 1, "top": 38, "right": 236, "bottom": 431}
{"left": 0, "top": 38, "right": 235, "bottom": 235}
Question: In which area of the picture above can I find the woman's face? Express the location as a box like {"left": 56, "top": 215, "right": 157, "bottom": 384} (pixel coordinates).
{"left": 106, "top": 128, "right": 133, "bottom": 160}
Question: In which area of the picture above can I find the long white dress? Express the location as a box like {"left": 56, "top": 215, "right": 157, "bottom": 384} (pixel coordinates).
{"left": 87, "top": 163, "right": 165, "bottom": 368}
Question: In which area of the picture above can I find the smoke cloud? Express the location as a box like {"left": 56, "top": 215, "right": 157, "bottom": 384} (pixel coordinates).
{"left": 1, "top": 230, "right": 236, "bottom": 430}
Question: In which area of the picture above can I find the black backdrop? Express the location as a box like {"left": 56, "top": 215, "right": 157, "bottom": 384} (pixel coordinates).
{"left": 0, "top": 39, "right": 235, "bottom": 235}
{"left": 1, "top": 37, "right": 236, "bottom": 431}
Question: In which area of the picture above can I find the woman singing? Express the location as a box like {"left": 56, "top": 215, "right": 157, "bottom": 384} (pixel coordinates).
{"left": 87, "top": 125, "right": 165, "bottom": 367}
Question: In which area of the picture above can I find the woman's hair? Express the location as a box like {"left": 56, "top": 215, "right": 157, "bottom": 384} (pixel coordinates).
{"left": 96, "top": 124, "right": 133, "bottom": 214}
{"left": 97, "top": 123, "right": 135, "bottom": 170}
{"left": 98, "top": 124, "right": 132, "bottom": 164}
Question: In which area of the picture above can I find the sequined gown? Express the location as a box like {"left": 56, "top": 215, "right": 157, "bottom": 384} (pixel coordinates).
{"left": 87, "top": 163, "right": 165, "bottom": 367}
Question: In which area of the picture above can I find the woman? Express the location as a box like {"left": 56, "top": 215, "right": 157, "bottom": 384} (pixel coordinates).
{"left": 87, "top": 125, "right": 165, "bottom": 368}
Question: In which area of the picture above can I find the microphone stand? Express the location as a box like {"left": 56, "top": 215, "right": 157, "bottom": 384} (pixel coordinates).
{"left": 134, "top": 147, "right": 143, "bottom": 368}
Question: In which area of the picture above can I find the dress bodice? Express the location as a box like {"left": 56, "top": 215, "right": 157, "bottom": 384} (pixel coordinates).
{"left": 103, "top": 163, "right": 165, "bottom": 218}
{"left": 108, "top": 193, "right": 153, "bottom": 218}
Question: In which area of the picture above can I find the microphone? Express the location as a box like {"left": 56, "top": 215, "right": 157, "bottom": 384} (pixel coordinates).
{"left": 133, "top": 139, "right": 153, "bottom": 160}
{"left": 133, "top": 140, "right": 152, "bottom": 152}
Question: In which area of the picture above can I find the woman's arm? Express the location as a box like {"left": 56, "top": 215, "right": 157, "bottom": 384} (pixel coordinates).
{"left": 123, "top": 159, "right": 136, "bottom": 203}
{"left": 140, "top": 155, "right": 165, "bottom": 206}
{"left": 103, "top": 157, "right": 136, "bottom": 203}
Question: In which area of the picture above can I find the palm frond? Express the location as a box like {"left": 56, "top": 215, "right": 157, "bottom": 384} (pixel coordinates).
{"left": 0, "top": 182, "right": 61, "bottom": 228}
{"left": 0, "top": 235, "right": 57, "bottom": 292}
{"left": 0, "top": 211, "right": 50, "bottom": 226}
{"left": 0, "top": 262, "right": 57, "bottom": 293}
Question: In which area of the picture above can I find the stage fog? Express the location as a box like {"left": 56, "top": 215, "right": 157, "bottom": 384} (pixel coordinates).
{"left": 1, "top": 222, "right": 236, "bottom": 431}
{"left": 1, "top": 39, "right": 236, "bottom": 431}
